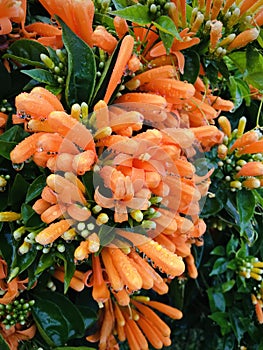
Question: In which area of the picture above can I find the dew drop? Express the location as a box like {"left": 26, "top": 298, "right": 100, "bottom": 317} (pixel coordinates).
{"left": 12, "top": 163, "right": 24, "bottom": 171}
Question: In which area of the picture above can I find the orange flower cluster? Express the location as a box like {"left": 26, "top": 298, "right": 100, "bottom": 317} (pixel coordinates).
{"left": 0, "top": 257, "right": 36, "bottom": 349}
{"left": 217, "top": 116, "right": 263, "bottom": 190}
{"left": 87, "top": 296, "right": 183, "bottom": 350}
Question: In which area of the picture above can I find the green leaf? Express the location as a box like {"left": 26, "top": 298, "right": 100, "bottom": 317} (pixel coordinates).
{"left": 237, "top": 189, "right": 256, "bottom": 234}
{"left": 221, "top": 280, "right": 235, "bottom": 293}
{"left": 244, "top": 46, "right": 263, "bottom": 90}
{"left": 82, "top": 171, "right": 95, "bottom": 200}
{"left": 91, "top": 38, "right": 123, "bottom": 106}
{"left": 21, "top": 68, "right": 57, "bottom": 85}
{"left": 229, "top": 51, "right": 246, "bottom": 73}
{"left": 210, "top": 257, "right": 228, "bottom": 276}
{"left": 10, "top": 245, "right": 38, "bottom": 278}
{"left": 0, "top": 334, "right": 9, "bottom": 350}
{"left": 26, "top": 174, "right": 46, "bottom": 203}
{"left": 207, "top": 288, "right": 226, "bottom": 312}
{"left": 228, "top": 76, "right": 243, "bottom": 111}
{"left": 154, "top": 16, "right": 180, "bottom": 38}
{"left": 210, "top": 246, "right": 225, "bottom": 256}
{"left": 208, "top": 312, "right": 231, "bottom": 336}
{"left": 153, "top": 16, "right": 181, "bottom": 53}
{"left": 78, "top": 305, "right": 98, "bottom": 329}
{"left": 35, "top": 291, "right": 86, "bottom": 339}
{"left": 111, "top": 0, "right": 128, "bottom": 10}
{"left": 35, "top": 253, "right": 55, "bottom": 274}
{"left": 226, "top": 235, "right": 239, "bottom": 256}
{"left": 21, "top": 203, "right": 43, "bottom": 227}
{"left": 55, "top": 245, "right": 76, "bottom": 293}
{"left": 111, "top": 4, "right": 151, "bottom": 25}
{"left": 0, "top": 140, "right": 17, "bottom": 159}
{"left": 32, "top": 298, "right": 69, "bottom": 347}
{"left": 0, "top": 125, "right": 28, "bottom": 142}
{"left": 3, "top": 39, "right": 49, "bottom": 67}
{"left": 8, "top": 173, "right": 29, "bottom": 207}
{"left": 181, "top": 51, "right": 200, "bottom": 83}
{"left": 98, "top": 225, "right": 116, "bottom": 247}
{"left": 59, "top": 17, "right": 96, "bottom": 107}
{"left": 0, "top": 61, "right": 12, "bottom": 99}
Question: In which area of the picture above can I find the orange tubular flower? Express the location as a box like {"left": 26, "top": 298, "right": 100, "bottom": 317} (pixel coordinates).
{"left": 39, "top": 0, "right": 94, "bottom": 46}
{"left": 0, "top": 0, "right": 25, "bottom": 35}
{"left": 0, "top": 323, "right": 36, "bottom": 350}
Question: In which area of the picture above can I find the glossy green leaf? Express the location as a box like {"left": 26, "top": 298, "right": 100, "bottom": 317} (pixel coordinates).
{"left": 78, "top": 305, "right": 98, "bottom": 329}
{"left": 32, "top": 298, "right": 69, "bottom": 347}
{"left": 0, "top": 125, "right": 28, "bottom": 142}
{"left": 245, "top": 46, "right": 263, "bottom": 90}
{"left": 3, "top": 39, "right": 48, "bottom": 67}
{"left": 181, "top": 51, "right": 200, "bottom": 83}
{"left": 35, "top": 291, "right": 86, "bottom": 339}
{"left": 210, "top": 246, "right": 225, "bottom": 256}
{"left": 8, "top": 173, "right": 29, "bottom": 207}
{"left": 10, "top": 245, "right": 38, "bottom": 277}
{"left": 91, "top": 38, "right": 123, "bottom": 106}
{"left": 111, "top": 0, "right": 128, "bottom": 9}
{"left": 154, "top": 15, "right": 181, "bottom": 40}
{"left": 35, "top": 253, "right": 54, "bottom": 274}
{"left": 21, "top": 203, "right": 43, "bottom": 227}
{"left": 55, "top": 245, "right": 76, "bottom": 293}
{"left": 0, "top": 231, "right": 14, "bottom": 266}
{"left": 21, "top": 68, "right": 57, "bottom": 85}
{"left": 208, "top": 312, "right": 231, "bottom": 336}
{"left": 227, "top": 76, "right": 243, "bottom": 110}
{"left": 0, "top": 140, "right": 17, "bottom": 159}
{"left": 25, "top": 174, "right": 46, "bottom": 203}
{"left": 226, "top": 235, "right": 239, "bottom": 256}
{"left": 98, "top": 225, "right": 116, "bottom": 247}
{"left": 0, "top": 334, "right": 9, "bottom": 350}
{"left": 0, "top": 61, "right": 12, "bottom": 99}
{"left": 228, "top": 51, "right": 246, "bottom": 73}
{"left": 207, "top": 288, "right": 226, "bottom": 312}
{"left": 221, "top": 280, "right": 235, "bottom": 293}
{"left": 210, "top": 257, "right": 228, "bottom": 276}
{"left": 111, "top": 4, "right": 151, "bottom": 24}
{"left": 237, "top": 189, "right": 255, "bottom": 235}
{"left": 82, "top": 171, "right": 95, "bottom": 200}
{"left": 59, "top": 18, "right": 96, "bottom": 107}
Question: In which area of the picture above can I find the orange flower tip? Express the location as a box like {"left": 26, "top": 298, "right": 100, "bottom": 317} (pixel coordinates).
{"left": 242, "top": 177, "right": 261, "bottom": 189}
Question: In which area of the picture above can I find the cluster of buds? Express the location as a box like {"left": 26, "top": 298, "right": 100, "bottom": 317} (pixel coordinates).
{"left": 239, "top": 257, "right": 263, "bottom": 282}
{"left": 188, "top": 1, "right": 261, "bottom": 56}
{"left": 217, "top": 116, "right": 263, "bottom": 191}
{"left": 0, "top": 174, "right": 9, "bottom": 192}
{"left": 0, "top": 99, "right": 12, "bottom": 114}
{"left": 0, "top": 298, "right": 35, "bottom": 329}
{"left": 139, "top": 0, "right": 172, "bottom": 20}
{"left": 40, "top": 49, "right": 67, "bottom": 88}
{"left": 93, "top": 0, "right": 111, "bottom": 14}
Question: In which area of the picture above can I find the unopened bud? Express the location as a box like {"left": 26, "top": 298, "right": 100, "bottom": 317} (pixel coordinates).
{"left": 130, "top": 210, "right": 143, "bottom": 222}
{"left": 40, "top": 54, "right": 55, "bottom": 69}
{"left": 96, "top": 213, "right": 109, "bottom": 225}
